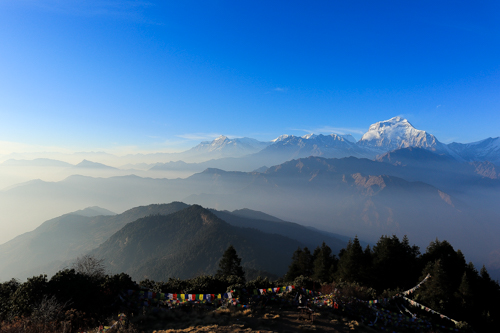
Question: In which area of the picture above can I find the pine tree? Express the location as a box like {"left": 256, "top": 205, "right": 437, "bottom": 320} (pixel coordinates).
{"left": 335, "top": 236, "right": 370, "bottom": 284}
{"left": 312, "top": 242, "right": 337, "bottom": 283}
{"left": 285, "top": 247, "right": 313, "bottom": 281}
{"left": 216, "top": 245, "right": 245, "bottom": 282}
{"left": 457, "top": 272, "right": 472, "bottom": 307}
{"left": 415, "top": 259, "right": 452, "bottom": 312}
{"left": 371, "top": 235, "right": 420, "bottom": 291}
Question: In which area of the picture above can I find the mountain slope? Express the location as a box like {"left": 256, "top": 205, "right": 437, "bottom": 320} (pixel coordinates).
{"left": 375, "top": 147, "right": 500, "bottom": 212}
{"left": 0, "top": 201, "right": 349, "bottom": 281}
{"left": 211, "top": 209, "right": 346, "bottom": 254}
{"left": 70, "top": 206, "right": 116, "bottom": 217}
{"left": 148, "top": 117, "right": 500, "bottom": 174}
{"left": 0, "top": 202, "right": 190, "bottom": 280}
{"left": 74, "top": 159, "right": 117, "bottom": 169}
{"left": 358, "top": 116, "right": 449, "bottom": 154}
{"left": 448, "top": 137, "right": 500, "bottom": 164}
{"left": 189, "top": 136, "right": 270, "bottom": 154}
{"left": 174, "top": 136, "right": 271, "bottom": 162}
{"left": 182, "top": 156, "right": 500, "bottom": 269}
{"left": 251, "top": 133, "right": 370, "bottom": 164}
{"left": 90, "top": 205, "right": 303, "bottom": 280}
{"left": 1, "top": 154, "right": 500, "bottom": 280}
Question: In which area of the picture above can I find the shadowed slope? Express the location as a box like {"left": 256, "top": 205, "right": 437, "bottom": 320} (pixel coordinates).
{"left": 90, "top": 205, "right": 303, "bottom": 280}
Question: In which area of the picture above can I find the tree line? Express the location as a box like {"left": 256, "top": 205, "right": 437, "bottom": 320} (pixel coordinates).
{"left": 284, "top": 235, "right": 500, "bottom": 332}
{"left": 1, "top": 236, "right": 499, "bottom": 332}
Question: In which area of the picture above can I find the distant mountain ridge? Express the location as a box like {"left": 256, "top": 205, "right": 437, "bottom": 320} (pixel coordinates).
{"left": 0, "top": 202, "right": 347, "bottom": 281}
{"left": 1, "top": 117, "right": 498, "bottom": 172}
{"left": 182, "top": 117, "right": 499, "bottom": 164}
{"left": 1, "top": 152, "right": 500, "bottom": 279}
{"left": 448, "top": 137, "right": 500, "bottom": 165}
{"left": 190, "top": 136, "right": 270, "bottom": 154}
{"left": 168, "top": 136, "right": 272, "bottom": 162}
{"left": 150, "top": 117, "right": 500, "bottom": 173}
{"left": 1, "top": 158, "right": 73, "bottom": 167}
{"left": 70, "top": 206, "right": 116, "bottom": 217}
{"left": 75, "top": 159, "right": 117, "bottom": 169}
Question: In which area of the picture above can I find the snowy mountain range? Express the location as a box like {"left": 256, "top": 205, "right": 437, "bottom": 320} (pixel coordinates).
{"left": 189, "top": 135, "right": 270, "bottom": 154}
{"left": 148, "top": 117, "right": 500, "bottom": 174}
{"left": 448, "top": 137, "right": 500, "bottom": 164}
{"left": 1, "top": 117, "right": 497, "bottom": 174}
{"left": 187, "top": 117, "right": 499, "bottom": 165}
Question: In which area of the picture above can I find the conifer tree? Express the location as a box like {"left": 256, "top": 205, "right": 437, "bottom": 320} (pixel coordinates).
{"left": 286, "top": 247, "right": 304, "bottom": 281}
{"left": 371, "top": 235, "right": 420, "bottom": 291}
{"left": 456, "top": 272, "right": 473, "bottom": 308}
{"left": 335, "top": 236, "right": 370, "bottom": 284}
{"left": 216, "top": 245, "right": 245, "bottom": 283}
{"left": 416, "top": 259, "right": 452, "bottom": 312}
{"left": 285, "top": 247, "right": 313, "bottom": 281}
{"left": 312, "top": 242, "right": 337, "bottom": 283}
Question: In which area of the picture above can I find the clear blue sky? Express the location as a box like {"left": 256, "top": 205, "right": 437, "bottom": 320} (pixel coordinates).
{"left": 0, "top": 0, "right": 499, "bottom": 154}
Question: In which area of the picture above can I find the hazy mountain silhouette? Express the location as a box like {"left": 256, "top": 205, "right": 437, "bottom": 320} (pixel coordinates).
{"left": 181, "top": 156, "right": 500, "bottom": 273}
{"left": 70, "top": 206, "right": 116, "bottom": 217}
{"left": 74, "top": 159, "right": 117, "bottom": 169}
{"left": 211, "top": 209, "right": 345, "bottom": 254}
{"left": 0, "top": 201, "right": 349, "bottom": 281}
{"left": 375, "top": 147, "right": 500, "bottom": 214}
{"left": 1, "top": 152, "right": 500, "bottom": 279}
{"left": 0, "top": 202, "right": 190, "bottom": 280}
{"left": 1, "top": 158, "right": 73, "bottom": 167}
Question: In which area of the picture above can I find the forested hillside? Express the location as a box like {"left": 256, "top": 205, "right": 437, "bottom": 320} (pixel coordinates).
{"left": 89, "top": 205, "right": 306, "bottom": 280}
{"left": 1, "top": 231, "right": 499, "bottom": 332}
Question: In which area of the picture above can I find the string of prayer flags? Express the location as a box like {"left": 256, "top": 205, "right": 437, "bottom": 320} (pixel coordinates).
{"left": 402, "top": 297, "right": 459, "bottom": 324}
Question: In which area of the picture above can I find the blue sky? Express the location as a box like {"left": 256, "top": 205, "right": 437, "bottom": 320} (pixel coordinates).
{"left": 0, "top": 0, "right": 499, "bottom": 154}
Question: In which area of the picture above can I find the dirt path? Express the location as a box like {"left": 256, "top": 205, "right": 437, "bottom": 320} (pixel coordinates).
{"left": 132, "top": 308, "right": 378, "bottom": 333}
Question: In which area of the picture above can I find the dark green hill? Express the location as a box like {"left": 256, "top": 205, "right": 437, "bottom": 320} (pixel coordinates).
{"left": 90, "top": 205, "right": 304, "bottom": 281}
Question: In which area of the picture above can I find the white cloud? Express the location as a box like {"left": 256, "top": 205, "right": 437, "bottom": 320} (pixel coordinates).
{"left": 176, "top": 133, "right": 223, "bottom": 141}
{"left": 293, "top": 126, "right": 365, "bottom": 136}
{"left": 176, "top": 132, "right": 250, "bottom": 141}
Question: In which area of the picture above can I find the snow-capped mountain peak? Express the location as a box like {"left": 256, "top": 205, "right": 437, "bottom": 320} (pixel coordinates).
{"left": 210, "top": 135, "right": 229, "bottom": 147}
{"left": 338, "top": 134, "right": 357, "bottom": 143}
{"left": 188, "top": 135, "right": 270, "bottom": 156}
{"left": 358, "top": 116, "right": 440, "bottom": 150}
{"left": 447, "top": 137, "right": 500, "bottom": 164}
{"left": 301, "top": 133, "right": 317, "bottom": 139}
{"left": 272, "top": 134, "right": 291, "bottom": 143}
